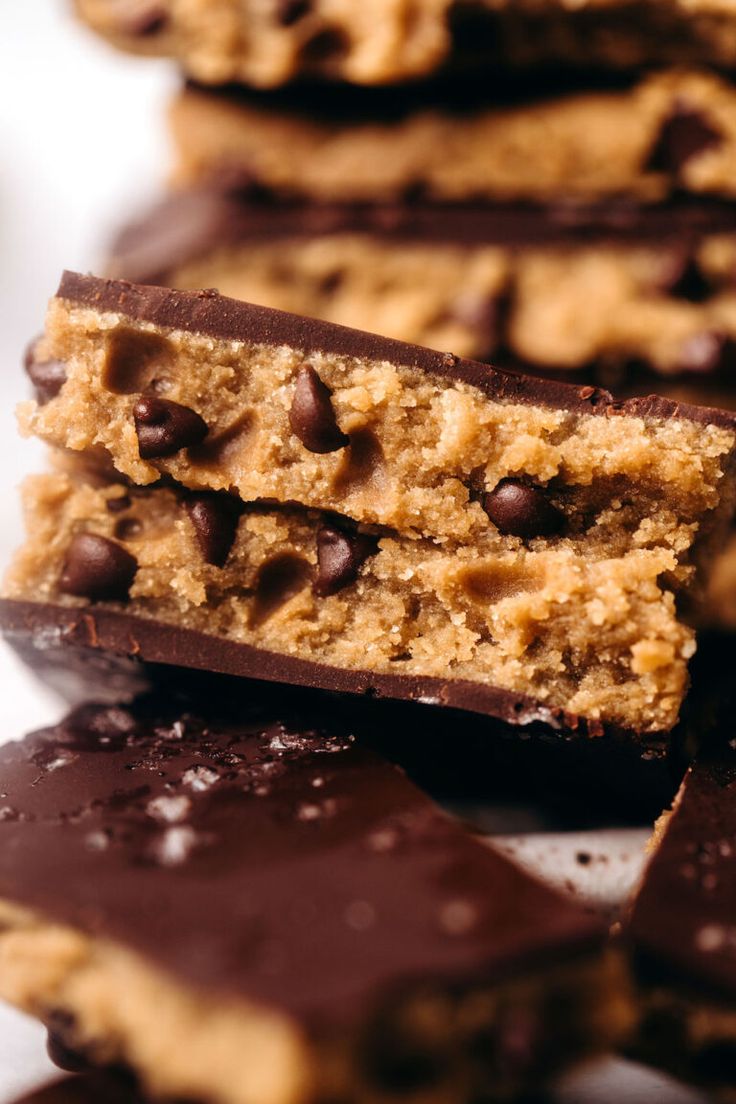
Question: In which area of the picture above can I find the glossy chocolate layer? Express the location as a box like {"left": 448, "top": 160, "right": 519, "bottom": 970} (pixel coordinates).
{"left": 57, "top": 271, "right": 736, "bottom": 431}
{"left": 108, "top": 189, "right": 736, "bottom": 282}
{"left": 0, "top": 597, "right": 660, "bottom": 740}
{"left": 629, "top": 743, "right": 736, "bottom": 998}
{"left": 0, "top": 697, "right": 603, "bottom": 1035}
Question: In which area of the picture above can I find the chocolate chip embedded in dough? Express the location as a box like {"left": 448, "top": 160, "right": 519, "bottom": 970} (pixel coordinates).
{"left": 133, "top": 396, "right": 208, "bottom": 460}
{"left": 118, "top": 3, "right": 168, "bottom": 36}
{"left": 314, "top": 526, "right": 378, "bottom": 596}
{"left": 482, "top": 479, "right": 563, "bottom": 539}
{"left": 23, "top": 337, "right": 67, "bottom": 405}
{"left": 106, "top": 494, "right": 132, "bottom": 514}
{"left": 657, "top": 252, "right": 713, "bottom": 303}
{"left": 676, "top": 331, "right": 736, "bottom": 375}
{"left": 59, "top": 534, "right": 138, "bottom": 602}
{"left": 289, "top": 366, "right": 349, "bottom": 454}
{"left": 645, "top": 103, "right": 723, "bottom": 175}
{"left": 185, "top": 493, "right": 244, "bottom": 567}
{"left": 46, "top": 1030, "right": 92, "bottom": 1073}
{"left": 277, "top": 0, "right": 311, "bottom": 25}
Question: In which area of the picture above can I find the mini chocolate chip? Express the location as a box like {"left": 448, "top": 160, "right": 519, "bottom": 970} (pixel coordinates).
{"left": 289, "top": 366, "right": 349, "bottom": 454}
{"left": 106, "top": 494, "right": 132, "bottom": 514}
{"left": 23, "top": 337, "right": 67, "bottom": 405}
{"left": 46, "top": 1030, "right": 92, "bottom": 1073}
{"left": 133, "top": 396, "right": 208, "bottom": 459}
{"left": 314, "top": 526, "right": 378, "bottom": 596}
{"left": 482, "top": 479, "right": 563, "bottom": 539}
{"left": 114, "top": 517, "right": 143, "bottom": 541}
{"left": 119, "top": 3, "right": 168, "bottom": 36}
{"left": 59, "top": 534, "right": 138, "bottom": 602}
{"left": 657, "top": 252, "right": 712, "bottom": 302}
{"left": 645, "top": 103, "right": 723, "bottom": 175}
{"left": 277, "top": 0, "right": 311, "bottom": 24}
{"left": 185, "top": 493, "right": 244, "bottom": 567}
{"left": 676, "top": 331, "right": 736, "bottom": 375}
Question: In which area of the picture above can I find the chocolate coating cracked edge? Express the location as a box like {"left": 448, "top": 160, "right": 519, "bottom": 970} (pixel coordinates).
{"left": 0, "top": 698, "right": 605, "bottom": 1033}
{"left": 628, "top": 741, "right": 736, "bottom": 999}
{"left": 57, "top": 271, "right": 736, "bottom": 431}
{"left": 0, "top": 597, "right": 666, "bottom": 742}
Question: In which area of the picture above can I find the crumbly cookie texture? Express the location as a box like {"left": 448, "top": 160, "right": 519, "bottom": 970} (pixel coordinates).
{"left": 2, "top": 471, "right": 707, "bottom": 732}
{"left": 129, "top": 227, "right": 736, "bottom": 376}
{"left": 171, "top": 71, "right": 736, "bottom": 203}
{"left": 0, "top": 702, "right": 628, "bottom": 1104}
{"left": 74, "top": 0, "right": 736, "bottom": 86}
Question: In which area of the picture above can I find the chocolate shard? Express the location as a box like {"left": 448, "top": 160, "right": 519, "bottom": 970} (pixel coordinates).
{"left": 133, "top": 396, "right": 208, "bottom": 460}
{"left": 185, "top": 492, "right": 245, "bottom": 567}
{"left": 314, "top": 526, "right": 378, "bottom": 596}
{"left": 0, "top": 698, "right": 620, "bottom": 1104}
{"left": 24, "top": 337, "right": 67, "bottom": 405}
{"left": 646, "top": 103, "right": 723, "bottom": 175}
{"left": 482, "top": 479, "right": 563, "bottom": 539}
{"left": 289, "top": 365, "right": 350, "bottom": 454}
{"left": 59, "top": 535, "right": 138, "bottom": 603}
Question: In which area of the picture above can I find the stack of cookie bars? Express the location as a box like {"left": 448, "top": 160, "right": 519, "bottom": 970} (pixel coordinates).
{"left": 4, "top": 2, "right": 736, "bottom": 1101}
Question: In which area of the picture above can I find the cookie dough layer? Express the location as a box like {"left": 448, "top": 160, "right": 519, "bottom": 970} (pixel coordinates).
{"left": 626, "top": 745, "right": 736, "bottom": 1094}
{"left": 3, "top": 471, "right": 706, "bottom": 733}
{"left": 171, "top": 72, "right": 736, "bottom": 204}
{"left": 24, "top": 273, "right": 736, "bottom": 545}
{"left": 74, "top": 0, "right": 736, "bottom": 86}
{"left": 109, "top": 193, "right": 736, "bottom": 376}
{"left": 0, "top": 701, "right": 627, "bottom": 1104}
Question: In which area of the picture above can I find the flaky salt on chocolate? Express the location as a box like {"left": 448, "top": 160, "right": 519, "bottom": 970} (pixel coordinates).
{"left": 9, "top": 273, "right": 736, "bottom": 736}
{"left": 0, "top": 698, "right": 629, "bottom": 1104}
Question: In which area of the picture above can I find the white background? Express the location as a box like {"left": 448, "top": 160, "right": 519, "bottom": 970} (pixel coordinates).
{"left": 0, "top": 5, "right": 716, "bottom": 1102}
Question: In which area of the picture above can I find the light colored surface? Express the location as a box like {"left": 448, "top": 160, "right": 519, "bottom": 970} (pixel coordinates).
{"left": 0, "top": 6, "right": 713, "bottom": 1103}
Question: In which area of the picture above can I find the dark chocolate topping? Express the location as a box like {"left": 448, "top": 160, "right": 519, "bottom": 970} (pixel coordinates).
{"left": 289, "top": 365, "right": 350, "bottom": 453}
{"left": 482, "top": 479, "right": 564, "bottom": 539}
{"left": 57, "top": 272, "right": 736, "bottom": 431}
{"left": 133, "top": 396, "right": 209, "bottom": 459}
{"left": 0, "top": 598, "right": 660, "bottom": 741}
{"left": 59, "top": 536, "right": 138, "bottom": 603}
{"left": 629, "top": 745, "right": 736, "bottom": 999}
{"left": 108, "top": 191, "right": 736, "bottom": 288}
{"left": 185, "top": 492, "right": 244, "bottom": 567}
{"left": 314, "top": 526, "right": 378, "bottom": 596}
{"left": 0, "top": 699, "right": 602, "bottom": 1033}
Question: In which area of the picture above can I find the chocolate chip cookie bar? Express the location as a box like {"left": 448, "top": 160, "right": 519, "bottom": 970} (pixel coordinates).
{"left": 73, "top": 0, "right": 736, "bottom": 87}
{"left": 0, "top": 698, "right": 628, "bottom": 1104}
{"left": 12, "top": 272, "right": 736, "bottom": 736}
{"left": 106, "top": 71, "right": 736, "bottom": 381}
{"left": 627, "top": 741, "right": 736, "bottom": 1094}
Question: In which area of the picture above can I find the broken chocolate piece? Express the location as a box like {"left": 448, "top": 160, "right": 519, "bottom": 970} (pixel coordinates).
{"left": 646, "top": 103, "right": 723, "bottom": 176}
{"left": 185, "top": 492, "right": 244, "bottom": 567}
{"left": 24, "top": 338, "right": 67, "bottom": 405}
{"left": 627, "top": 740, "right": 736, "bottom": 1092}
{"left": 0, "top": 699, "right": 626, "bottom": 1104}
{"left": 289, "top": 365, "right": 349, "bottom": 454}
{"left": 482, "top": 480, "right": 563, "bottom": 539}
{"left": 133, "top": 396, "right": 208, "bottom": 460}
{"left": 314, "top": 525, "right": 377, "bottom": 596}
{"left": 59, "top": 535, "right": 137, "bottom": 602}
